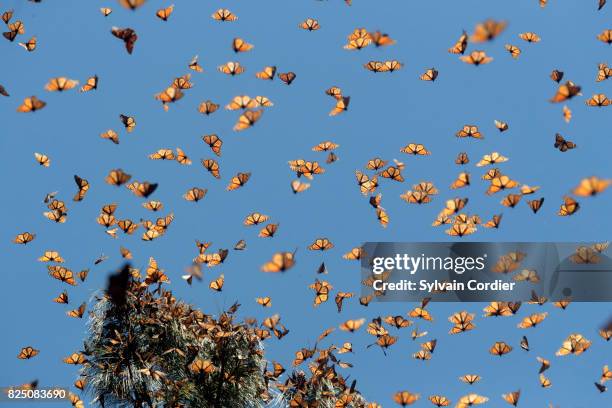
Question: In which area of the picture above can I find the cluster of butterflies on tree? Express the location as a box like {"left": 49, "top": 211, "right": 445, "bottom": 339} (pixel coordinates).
{"left": 4, "top": 0, "right": 612, "bottom": 407}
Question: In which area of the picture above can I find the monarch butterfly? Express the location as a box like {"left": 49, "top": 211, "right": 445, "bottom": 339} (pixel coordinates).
{"left": 527, "top": 197, "right": 544, "bottom": 213}
{"left": 456, "top": 125, "right": 483, "bottom": 139}
{"left": 428, "top": 395, "right": 451, "bottom": 407}
{"left": 454, "top": 152, "right": 470, "bottom": 165}
{"left": 67, "top": 302, "right": 86, "bottom": 318}
{"left": 494, "top": 119, "right": 509, "bottom": 132}
{"left": 376, "top": 207, "right": 389, "bottom": 228}
{"left": 17, "top": 346, "right": 39, "bottom": 359}
{"left": 189, "top": 358, "right": 216, "bottom": 374}
{"left": 383, "top": 315, "right": 411, "bottom": 329}
{"left": 554, "top": 133, "right": 576, "bottom": 152}
{"left": 277, "top": 71, "right": 296, "bottom": 85}
{"left": 259, "top": 223, "right": 279, "bottom": 238}
{"left": 457, "top": 394, "right": 488, "bottom": 405}
{"left": 592, "top": 242, "right": 610, "bottom": 253}
{"left": 335, "top": 292, "right": 353, "bottom": 312}
{"left": 2, "top": 9, "right": 13, "bottom": 24}
{"left": 460, "top": 374, "right": 481, "bottom": 384}
{"left": 291, "top": 179, "right": 310, "bottom": 194}
{"left": 127, "top": 181, "right": 158, "bottom": 198}
{"left": 520, "top": 184, "right": 539, "bottom": 195}
{"left": 119, "top": 246, "right": 132, "bottom": 259}
{"left": 448, "top": 311, "right": 475, "bottom": 334}
{"left": 378, "top": 165, "right": 404, "bottom": 182}
{"left": 597, "top": 63, "right": 611, "bottom": 82}
{"left": 449, "top": 172, "right": 470, "bottom": 190}
{"left": 308, "top": 238, "right": 333, "bottom": 251}
{"left": 100, "top": 7, "right": 112, "bottom": 16}
{"left": 400, "top": 191, "right": 431, "bottom": 204}
{"left": 261, "top": 251, "right": 296, "bottom": 272}
{"left": 482, "top": 214, "right": 502, "bottom": 228}
{"left": 558, "top": 196, "right": 580, "bottom": 216}
{"left": 234, "top": 110, "right": 263, "bottom": 131}
{"left": 325, "top": 86, "right": 343, "bottom": 100}
{"left": 142, "top": 201, "right": 163, "bottom": 212}
{"left": 117, "top": 219, "right": 138, "bottom": 234}
{"left": 460, "top": 50, "right": 493, "bottom": 65}
{"left": 298, "top": 161, "right": 325, "bottom": 179}
{"left": 448, "top": 30, "right": 468, "bottom": 54}
{"left": 73, "top": 175, "right": 90, "bottom": 202}
{"left": 482, "top": 301, "right": 512, "bottom": 317}
{"left": 553, "top": 298, "right": 572, "bottom": 309}
{"left": 209, "top": 274, "right": 224, "bottom": 292}
{"left": 0, "top": 84, "right": 8, "bottom": 97}
{"left": 312, "top": 141, "right": 339, "bottom": 152}
{"left": 600, "top": 0, "right": 607, "bottom": 10}
{"left": 38, "top": 250, "right": 64, "bottom": 263}
{"left": 175, "top": 147, "right": 191, "bottom": 165}
{"left": 420, "top": 67, "right": 438, "bottom": 81}
{"left": 196, "top": 101, "right": 219, "bottom": 117}
{"left": 172, "top": 74, "right": 193, "bottom": 90}
{"left": 218, "top": 61, "right": 244, "bottom": 75}
{"left": 226, "top": 172, "right": 251, "bottom": 190}
{"left": 200, "top": 158, "right": 220, "bottom": 179}
{"left": 155, "top": 87, "right": 184, "bottom": 110}
{"left": 118, "top": 114, "right": 135, "bottom": 132}
{"left": 53, "top": 290, "right": 69, "bottom": 304}
{"left": 309, "top": 279, "right": 332, "bottom": 306}
{"left": 393, "top": 391, "right": 419, "bottom": 406}
{"left": 343, "top": 247, "right": 363, "bottom": 260}
{"left": 226, "top": 95, "right": 254, "bottom": 110}
{"left": 183, "top": 187, "right": 207, "bottom": 202}
{"left": 470, "top": 19, "right": 507, "bottom": 42}
{"left": 148, "top": 149, "right": 175, "bottom": 160}
{"left": 412, "top": 181, "right": 438, "bottom": 195}
{"left": 550, "top": 81, "right": 581, "bottom": 103}
{"left": 253, "top": 66, "right": 277, "bottom": 81}
{"left": 256, "top": 297, "right": 272, "bottom": 307}
{"left": 505, "top": 44, "right": 521, "bottom": 59}
{"left": 111, "top": 27, "right": 137, "bottom": 54}
{"left": 364, "top": 61, "right": 385, "bottom": 73}
{"left": 63, "top": 353, "right": 87, "bottom": 365}
{"left": 118, "top": 0, "right": 145, "bottom": 9}
{"left": 487, "top": 175, "right": 519, "bottom": 195}
{"left": 570, "top": 246, "right": 600, "bottom": 264}
{"left": 598, "top": 29, "right": 612, "bottom": 44}
{"left": 13, "top": 232, "right": 36, "bottom": 245}
{"left": 212, "top": 8, "right": 237, "bottom": 21}
{"left": 232, "top": 37, "right": 254, "bottom": 53}
{"left": 48, "top": 265, "right": 77, "bottom": 285}
{"left": 370, "top": 30, "right": 395, "bottom": 47}
{"left": 339, "top": 318, "right": 365, "bottom": 332}
{"left": 401, "top": 143, "right": 430, "bottom": 155}
{"left": 445, "top": 223, "right": 476, "bottom": 237}
{"left": 155, "top": 4, "right": 174, "bottom": 21}
{"left": 32, "top": 152, "right": 51, "bottom": 168}
{"left": 299, "top": 18, "right": 320, "bottom": 31}
{"left": 556, "top": 333, "right": 591, "bottom": 356}
{"left": 550, "top": 69, "right": 564, "bottom": 83}
{"left": 100, "top": 129, "right": 119, "bottom": 144}
{"left": 79, "top": 75, "right": 98, "bottom": 92}
{"left": 477, "top": 152, "right": 509, "bottom": 166}
{"left": 518, "top": 312, "right": 548, "bottom": 328}
{"left": 18, "top": 36, "right": 36, "bottom": 52}
{"left": 490, "top": 341, "right": 512, "bottom": 356}
{"left": 519, "top": 32, "right": 541, "bottom": 42}
{"left": 585, "top": 93, "right": 611, "bottom": 106}
{"left": 383, "top": 60, "right": 403, "bottom": 72}
{"left": 344, "top": 28, "right": 372, "bottom": 50}
{"left": 17, "top": 96, "right": 46, "bottom": 112}
{"left": 188, "top": 55, "right": 203, "bottom": 72}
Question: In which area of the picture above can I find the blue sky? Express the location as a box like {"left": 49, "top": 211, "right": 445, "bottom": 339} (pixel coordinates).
{"left": 1, "top": 0, "right": 611, "bottom": 406}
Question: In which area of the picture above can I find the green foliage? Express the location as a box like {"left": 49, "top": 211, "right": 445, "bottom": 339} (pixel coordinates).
{"left": 81, "top": 276, "right": 268, "bottom": 408}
